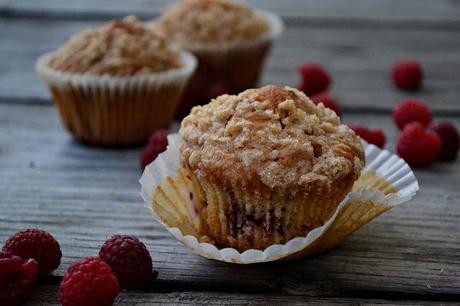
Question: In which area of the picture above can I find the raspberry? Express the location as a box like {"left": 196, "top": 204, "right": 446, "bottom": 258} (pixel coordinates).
{"left": 429, "top": 122, "right": 460, "bottom": 161}
{"left": 140, "top": 130, "right": 169, "bottom": 169}
{"left": 2, "top": 229, "right": 61, "bottom": 276}
{"left": 0, "top": 252, "right": 39, "bottom": 306}
{"left": 206, "top": 84, "right": 230, "bottom": 101}
{"left": 60, "top": 257, "right": 119, "bottom": 306}
{"left": 393, "top": 100, "right": 433, "bottom": 130}
{"left": 392, "top": 60, "right": 423, "bottom": 91}
{"left": 348, "top": 125, "right": 386, "bottom": 149}
{"left": 397, "top": 122, "right": 441, "bottom": 167}
{"left": 99, "top": 235, "right": 153, "bottom": 289}
{"left": 311, "top": 93, "right": 341, "bottom": 116}
{"left": 298, "top": 63, "right": 331, "bottom": 96}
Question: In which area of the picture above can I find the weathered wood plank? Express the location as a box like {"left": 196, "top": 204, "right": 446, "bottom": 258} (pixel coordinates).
{"left": 1, "top": 19, "right": 460, "bottom": 111}
{"left": 2, "top": 0, "right": 460, "bottom": 22}
{"left": 1, "top": 103, "right": 459, "bottom": 300}
{"left": 25, "top": 285, "right": 458, "bottom": 306}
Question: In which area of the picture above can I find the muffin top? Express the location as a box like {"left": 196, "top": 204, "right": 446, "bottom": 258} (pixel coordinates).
{"left": 49, "top": 16, "right": 183, "bottom": 76}
{"left": 180, "top": 85, "right": 364, "bottom": 195}
{"left": 153, "top": 0, "right": 270, "bottom": 47}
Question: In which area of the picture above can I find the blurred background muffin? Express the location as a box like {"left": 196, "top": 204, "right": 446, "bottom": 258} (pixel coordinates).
{"left": 179, "top": 85, "right": 364, "bottom": 251}
{"left": 153, "top": 0, "right": 284, "bottom": 118}
{"left": 36, "top": 16, "right": 196, "bottom": 146}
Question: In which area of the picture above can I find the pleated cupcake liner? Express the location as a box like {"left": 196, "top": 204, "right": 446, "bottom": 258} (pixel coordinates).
{"left": 140, "top": 134, "right": 419, "bottom": 264}
{"left": 35, "top": 51, "right": 197, "bottom": 146}
{"left": 176, "top": 166, "right": 357, "bottom": 251}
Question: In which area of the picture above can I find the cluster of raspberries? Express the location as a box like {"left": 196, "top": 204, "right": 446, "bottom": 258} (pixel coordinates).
{"left": 1, "top": 229, "right": 61, "bottom": 305}
{"left": 393, "top": 100, "right": 459, "bottom": 167}
{"left": 349, "top": 99, "right": 458, "bottom": 167}
{"left": 1, "top": 229, "right": 154, "bottom": 306}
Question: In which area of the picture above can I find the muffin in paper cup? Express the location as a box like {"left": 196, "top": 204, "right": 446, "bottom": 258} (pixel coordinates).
{"left": 36, "top": 16, "right": 197, "bottom": 146}
{"left": 152, "top": 0, "right": 284, "bottom": 117}
{"left": 140, "top": 135, "right": 418, "bottom": 264}
{"left": 139, "top": 86, "right": 419, "bottom": 263}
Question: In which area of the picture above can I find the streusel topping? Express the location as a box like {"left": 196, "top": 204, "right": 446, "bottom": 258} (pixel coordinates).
{"left": 49, "top": 16, "right": 182, "bottom": 76}
{"left": 153, "top": 0, "right": 270, "bottom": 47}
{"left": 180, "top": 85, "right": 364, "bottom": 193}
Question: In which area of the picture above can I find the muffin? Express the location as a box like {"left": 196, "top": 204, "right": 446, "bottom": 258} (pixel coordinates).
{"left": 153, "top": 0, "right": 284, "bottom": 118}
{"left": 178, "top": 85, "right": 365, "bottom": 251}
{"left": 36, "top": 16, "right": 196, "bottom": 146}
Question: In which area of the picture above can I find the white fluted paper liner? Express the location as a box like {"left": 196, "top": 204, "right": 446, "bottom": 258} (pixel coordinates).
{"left": 140, "top": 134, "right": 419, "bottom": 264}
{"left": 36, "top": 50, "right": 196, "bottom": 91}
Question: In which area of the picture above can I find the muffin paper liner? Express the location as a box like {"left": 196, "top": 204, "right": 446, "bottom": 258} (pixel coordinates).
{"left": 35, "top": 51, "right": 197, "bottom": 146}
{"left": 140, "top": 134, "right": 419, "bottom": 264}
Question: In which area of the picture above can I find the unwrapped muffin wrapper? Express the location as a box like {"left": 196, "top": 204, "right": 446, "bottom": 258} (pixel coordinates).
{"left": 35, "top": 51, "right": 197, "bottom": 145}
{"left": 140, "top": 134, "right": 419, "bottom": 264}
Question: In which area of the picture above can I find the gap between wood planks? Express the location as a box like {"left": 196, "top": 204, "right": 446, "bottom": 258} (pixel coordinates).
{"left": 37, "top": 274, "right": 460, "bottom": 303}
{"left": 27, "top": 285, "right": 460, "bottom": 305}
{"left": 2, "top": 97, "right": 460, "bottom": 117}
{"left": 1, "top": 8, "right": 460, "bottom": 32}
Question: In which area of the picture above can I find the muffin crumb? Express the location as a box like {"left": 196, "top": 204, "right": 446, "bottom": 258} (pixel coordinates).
{"left": 153, "top": 0, "right": 270, "bottom": 47}
{"left": 180, "top": 85, "right": 364, "bottom": 195}
{"left": 49, "top": 16, "right": 183, "bottom": 76}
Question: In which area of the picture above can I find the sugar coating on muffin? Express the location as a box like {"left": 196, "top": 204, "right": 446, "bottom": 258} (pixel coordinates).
{"left": 49, "top": 16, "right": 183, "bottom": 76}
{"left": 180, "top": 85, "right": 364, "bottom": 196}
{"left": 153, "top": 0, "right": 270, "bottom": 47}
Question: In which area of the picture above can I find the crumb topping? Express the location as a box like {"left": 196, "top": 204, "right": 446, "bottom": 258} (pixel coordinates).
{"left": 153, "top": 0, "right": 270, "bottom": 47}
{"left": 180, "top": 85, "right": 364, "bottom": 194}
{"left": 49, "top": 16, "right": 183, "bottom": 76}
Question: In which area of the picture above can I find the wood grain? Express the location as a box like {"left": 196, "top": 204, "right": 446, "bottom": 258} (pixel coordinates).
{"left": 1, "top": 103, "right": 459, "bottom": 301}
{"left": 2, "top": 0, "right": 460, "bottom": 22}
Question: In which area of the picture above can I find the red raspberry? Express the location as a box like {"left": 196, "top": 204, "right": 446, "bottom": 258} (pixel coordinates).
{"left": 429, "top": 122, "right": 460, "bottom": 161}
{"left": 298, "top": 63, "right": 331, "bottom": 96}
{"left": 392, "top": 60, "right": 423, "bottom": 91}
{"left": 311, "top": 93, "right": 341, "bottom": 116}
{"left": 348, "top": 125, "right": 386, "bottom": 148}
{"left": 140, "top": 130, "right": 169, "bottom": 169}
{"left": 206, "top": 84, "right": 230, "bottom": 101}
{"left": 393, "top": 100, "right": 433, "bottom": 130}
{"left": 397, "top": 122, "right": 441, "bottom": 167}
{"left": 60, "top": 257, "right": 119, "bottom": 306}
{"left": 2, "top": 229, "right": 61, "bottom": 276}
{"left": 0, "top": 252, "right": 39, "bottom": 306}
{"left": 99, "top": 235, "right": 153, "bottom": 289}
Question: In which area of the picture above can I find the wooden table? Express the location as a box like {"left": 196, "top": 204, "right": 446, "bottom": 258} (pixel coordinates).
{"left": 1, "top": 1, "right": 459, "bottom": 305}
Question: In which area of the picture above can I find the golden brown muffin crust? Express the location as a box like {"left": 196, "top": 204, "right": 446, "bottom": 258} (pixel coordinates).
{"left": 180, "top": 85, "right": 364, "bottom": 196}
{"left": 49, "top": 16, "right": 183, "bottom": 76}
{"left": 153, "top": 0, "right": 270, "bottom": 47}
